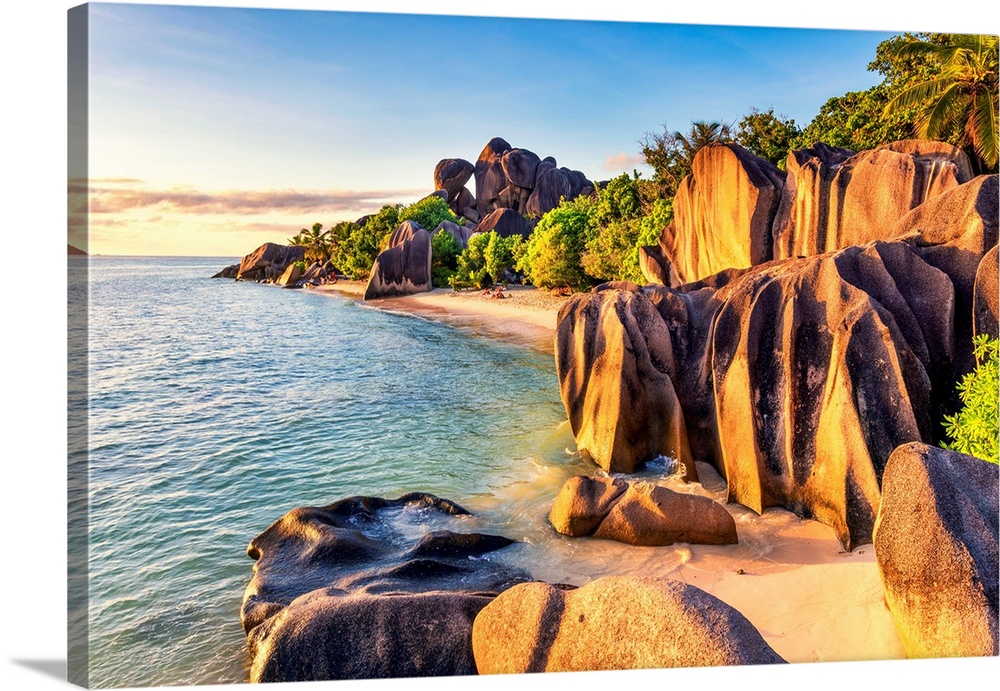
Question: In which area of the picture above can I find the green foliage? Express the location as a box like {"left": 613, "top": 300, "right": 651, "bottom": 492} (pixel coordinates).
{"left": 293, "top": 260, "right": 307, "bottom": 273}
{"left": 942, "top": 335, "right": 999, "bottom": 464}
{"left": 735, "top": 107, "right": 801, "bottom": 168}
{"left": 518, "top": 195, "right": 595, "bottom": 291}
{"left": 883, "top": 34, "right": 998, "bottom": 170}
{"left": 430, "top": 229, "right": 462, "bottom": 288}
{"left": 794, "top": 85, "right": 916, "bottom": 152}
{"left": 449, "top": 232, "right": 492, "bottom": 290}
{"left": 485, "top": 232, "right": 523, "bottom": 284}
{"left": 399, "top": 195, "right": 458, "bottom": 232}
{"left": 289, "top": 222, "right": 333, "bottom": 263}
{"left": 447, "top": 231, "right": 525, "bottom": 290}
{"left": 328, "top": 207, "right": 400, "bottom": 280}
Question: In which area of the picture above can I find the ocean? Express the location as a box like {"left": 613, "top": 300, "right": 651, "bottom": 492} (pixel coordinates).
{"left": 71, "top": 256, "right": 589, "bottom": 687}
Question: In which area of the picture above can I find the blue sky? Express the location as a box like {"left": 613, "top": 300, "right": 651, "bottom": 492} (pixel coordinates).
{"left": 77, "top": 2, "right": 904, "bottom": 255}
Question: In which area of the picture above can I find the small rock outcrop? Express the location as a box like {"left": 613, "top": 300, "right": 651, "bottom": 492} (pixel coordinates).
{"left": 772, "top": 140, "right": 973, "bottom": 262}
{"left": 548, "top": 476, "right": 737, "bottom": 546}
{"left": 235, "top": 242, "right": 306, "bottom": 282}
{"left": 472, "top": 577, "right": 786, "bottom": 673}
{"left": 656, "top": 143, "right": 785, "bottom": 285}
{"left": 873, "top": 443, "right": 999, "bottom": 659}
{"left": 242, "top": 493, "right": 528, "bottom": 683}
{"left": 364, "top": 221, "right": 432, "bottom": 300}
{"left": 975, "top": 245, "right": 999, "bottom": 339}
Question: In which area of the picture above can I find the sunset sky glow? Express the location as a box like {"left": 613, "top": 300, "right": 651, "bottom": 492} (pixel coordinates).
{"left": 76, "top": 2, "right": 899, "bottom": 257}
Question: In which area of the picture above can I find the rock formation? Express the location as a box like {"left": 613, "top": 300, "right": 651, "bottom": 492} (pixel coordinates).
{"left": 556, "top": 282, "right": 695, "bottom": 477}
{"left": 460, "top": 137, "right": 592, "bottom": 221}
{"left": 471, "top": 577, "right": 785, "bottom": 673}
{"left": 873, "top": 443, "right": 998, "bottom": 658}
{"left": 364, "top": 221, "right": 432, "bottom": 300}
{"left": 475, "top": 207, "right": 534, "bottom": 239}
{"left": 548, "top": 475, "right": 737, "bottom": 546}
{"left": 654, "top": 143, "right": 785, "bottom": 285}
{"left": 234, "top": 242, "right": 306, "bottom": 283}
{"left": 242, "top": 492, "right": 528, "bottom": 682}
{"left": 773, "top": 140, "right": 974, "bottom": 263}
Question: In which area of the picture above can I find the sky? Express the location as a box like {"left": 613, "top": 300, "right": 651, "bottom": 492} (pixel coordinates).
{"left": 5, "top": 4, "right": 1000, "bottom": 691}
{"left": 71, "top": 1, "right": 912, "bottom": 257}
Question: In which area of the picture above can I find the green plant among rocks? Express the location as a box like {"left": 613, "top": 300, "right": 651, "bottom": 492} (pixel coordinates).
{"left": 942, "top": 334, "right": 999, "bottom": 463}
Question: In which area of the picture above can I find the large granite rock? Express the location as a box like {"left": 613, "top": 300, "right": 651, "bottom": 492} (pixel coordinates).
{"left": 548, "top": 476, "right": 737, "bottom": 546}
{"left": 474, "top": 137, "right": 513, "bottom": 220}
{"left": 555, "top": 283, "right": 695, "bottom": 477}
{"left": 500, "top": 148, "right": 541, "bottom": 189}
{"left": 364, "top": 221, "right": 432, "bottom": 300}
{"left": 900, "top": 175, "right": 1000, "bottom": 371}
{"left": 873, "top": 443, "right": 998, "bottom": 659}
{"left": 475, "top": 207, "right": 534, "bottom": 239}
{"left": 433, "top": 158, "right": 475, "bottom": 201}
{"left": 556, "top": 233, "right": 983, "bottom": 549}
{"left": 975, "top": 245, "right": 999, "bottom": 339}
{"left": 242, "top": 493, "right": 528, "bottom": 682}
{"left": 772, "top": 140, "right": 973, "bottom": 262}
{"left": 657, "top": 143, "right": 785, "bottom": 285}
{"left": 472, "top": 577, "right": 785, "bottom": 673}
{"left": 236, "top": 242, "right": 306, "bottom": 282}
{"left": 526, "top": 166, "right": 573, "bottom": 218}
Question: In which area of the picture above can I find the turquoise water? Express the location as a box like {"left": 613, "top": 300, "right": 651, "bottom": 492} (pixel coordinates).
{"left": 76, "top": 256, "right": 585, "bottom": 688}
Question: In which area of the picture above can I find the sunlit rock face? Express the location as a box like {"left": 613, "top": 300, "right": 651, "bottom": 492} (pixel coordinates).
{"left": 556, "top": 237, "right": 980, "bottom": 550}
{"left": 236, "top": 242, "right": 306, "bottom": 282}
{"left": 548, "top": 475, "right": 737, "bottom": 546}
{"left": 363, "top": 221, "right": 432, "bottom": 300}
{"left": 555, "top": 282, "right": 696, "bottom": 479}
{"left": 873, "top": 443, "right": 999, "bottom": 659}
{"left": 471, "top": 576, "right": 786, "bottom": 673}
{"left": 656, "top": 143, "right": 786, "bottom": 285}
{"left": 241, "top": 493, "right": 527, "bottom": 683}
{"left": 772, "top": 140, "right": 973, "bottom": 262}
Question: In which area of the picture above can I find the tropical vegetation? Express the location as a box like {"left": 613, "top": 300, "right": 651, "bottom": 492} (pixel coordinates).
{"left": 942, "top": 335, "right": 999, "bottom": 464}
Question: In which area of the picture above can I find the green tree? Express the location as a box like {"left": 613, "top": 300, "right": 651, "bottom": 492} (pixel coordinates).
{"left": 518, "top": 196, "right": 595, "bottom": 291}
{"left": 942, "top": 335, "right": 999, "bottom": 463}
{"left": 430, "top": 229, "right": 462, "bottom": 288}
{"left": 449, "top": 232, "right": 492, "bottom": 290}
{"left": 883, "top": 34, "right": 998, "bottom": 171}
{"left": 735, "top": 107, "right": 801, "bottom": 167}
{"left": 289, "top": 222, "right": 333, "bottom": 263}
{"left": 398, "top": 195, "right": 458, "bottom": 232}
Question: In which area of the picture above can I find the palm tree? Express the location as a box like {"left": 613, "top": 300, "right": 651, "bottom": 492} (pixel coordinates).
{"left": 884, "top": 34, "right": 998, "bottom": 171}
{"left": 640, "top": 120, "right": 734, "bottom": 198}
{"left": 290, "top": 222, "right": 332, "bottom": 263}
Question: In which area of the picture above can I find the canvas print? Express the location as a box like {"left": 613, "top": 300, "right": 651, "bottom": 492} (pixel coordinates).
{"left": 67, "top": 2, "right": 999, "bottom": 688}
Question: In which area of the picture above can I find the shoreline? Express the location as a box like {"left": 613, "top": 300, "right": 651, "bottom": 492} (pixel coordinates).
{"left": 305, "top": 280, "right": 904, "bottom": 663}
{"left": 312, "top": 282, "right": 568, "bottom": 353}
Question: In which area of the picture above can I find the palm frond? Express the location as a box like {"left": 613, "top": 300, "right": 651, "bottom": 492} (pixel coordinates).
{"left": 922, "top": 82, "right": 964, "bottom": 139}
{"left": 885, "top": 77, "right": 952, "bottom": 115}
{"left": 971, "top": 88, "right": 999, "bottom": 168}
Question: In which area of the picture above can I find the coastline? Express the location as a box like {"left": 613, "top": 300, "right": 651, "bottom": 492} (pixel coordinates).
{"left": 313, "top": 282, "right": 567, "bottom": 353}
{"left": 308, "top": 280, "right": 904, "bottom": 663}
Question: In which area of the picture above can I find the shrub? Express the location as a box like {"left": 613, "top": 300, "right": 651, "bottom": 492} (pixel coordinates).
{"left": 581, "top": 192, "right": 673, "bottom": 284}
{"left": 430, "top": 229, "right": 462, "bottom": 288}
{"left": 399, "top": 195, "right": 458, "bottom": 232}
{"left": 942, "top": 334, "right": 999, "bottom": 463}
{"left": 449, "top": 232, "right": 492, "bottom": 290}
{"left": 518, "top": 196, "right": 595, "bottom": 291}
{"left": 484, "top": 232, "right": 524, "bottom": 284}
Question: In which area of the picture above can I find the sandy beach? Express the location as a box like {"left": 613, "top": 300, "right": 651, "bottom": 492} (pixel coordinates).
{"left": 313, "top": 282, "right": 569, "bottom": 352}
{"left": 308, "top": 279, "right": 905, "bottom": 664}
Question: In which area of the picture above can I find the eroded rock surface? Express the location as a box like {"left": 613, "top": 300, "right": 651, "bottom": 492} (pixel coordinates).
{"left": 242, "top": 493, "right": 528, "bottom": 682}
{"left": 657, "top": 143, "right": 785, "bottom": 284}
{"left": 557, "top": 235, "right": 992, "bottom": 548}
{"left": 772, "top": 140, "right": 973, "bottom": 261}
{"left": 873, "top": 443, "right": 999, "bottom": 659}
{"left": 364, "top": 221, "right": 432, "bottom": 300}
{"left": 235, "top": 242, "right": 306, "bottom": 282}
{"left": 472, "top": 577, "right": 785, "bottom": 673}
{"left": 548, "top": 476, "right": 737, "bottom": 546}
